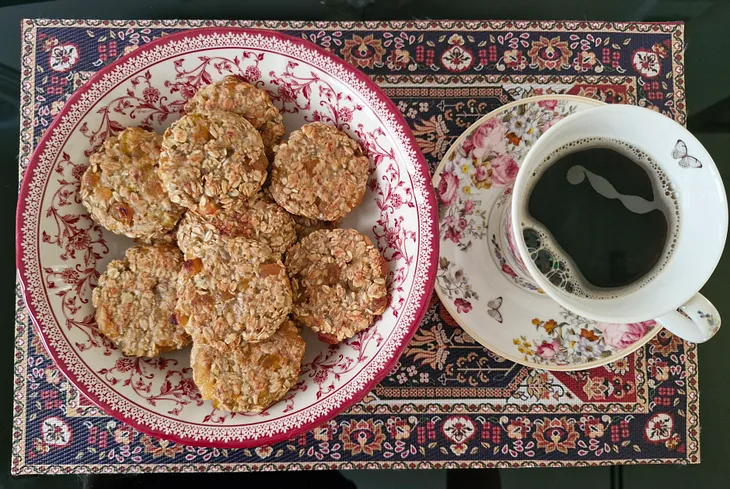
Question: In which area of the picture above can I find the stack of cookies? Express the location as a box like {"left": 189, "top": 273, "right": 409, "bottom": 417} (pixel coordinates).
{"left": 82, "top": 76, "right": 388, "bottom": 413}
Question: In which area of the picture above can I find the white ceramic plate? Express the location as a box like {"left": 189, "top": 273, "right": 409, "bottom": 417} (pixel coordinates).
{"left": 16, "top": 28, "right": 438, "bottom": 447}
{"left": 433, "top": 95, "right": 660, "bottom": 371}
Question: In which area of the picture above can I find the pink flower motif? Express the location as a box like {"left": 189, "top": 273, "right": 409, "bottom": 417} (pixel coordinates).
{"left": 462, "top": 118, "right": 508, "bottom": 159}
{"left": 442, "top": 214, "right": 456, "bottom": 228}
{"left": 540, "top": 115, "right": 564, "bottom": 132}
{"left": 457, "top": 218, "right": 468, "bottom": 230}
{"left": 339, "top": 107, "right": 353, "bottom": 123}
{"left": 71, "top": 164, "right": 88, "bottom": 182}
{"left": 60, "top": 268, "right": 79, "bottom": 284}
{"left": 180, "top": 83, "right": 197, "bottom": 100}
{"left": 68, "top": 230, "right": 91, "bottom": 250}
{"left": 244, "top": 65, "right": 261, "bottom": 82}
{"left": 501, "top": 263, "right": 518, "bottom": 278}
{"left": 179, "top": 378, "right": 198, "bottom": 397}
{"left": 537, "top": 99, "right": 558, "bottom": 111}
{"left": 595, "top": 321, "right": 654, "bottom": 350}
{"left": 463, "top": 200, "right": 476, "bottom": 214}
{"left": 536, "top": 339, "right": 560, "bottom": 359}
{"left": 444, "top": 225, "right": 463, "bottom": 244}
{"left": 490, "top": 154, "right": 519, "bottom": 186}
{"left": 114, "top": 357, "right": 135, "bottom": 373}
{"left": 389, "top": 192, "right": 404, "bottom": 209}
{"left": 454, "top": 298, "right": 472, "bottom": 313}
{"left": 143, "top": 87, "right": 160, "bottom": 104}
{"left": 277, "top": 84, "right": 296, "bottom": 103}
{"left": 438, "top": 171, "right": 460, "bottom": 206}
{"left": 313, "top": 368, "right": 329, "bottom": 385}
{"left": 475, "top": 165, "right": 490, "bottom": 182}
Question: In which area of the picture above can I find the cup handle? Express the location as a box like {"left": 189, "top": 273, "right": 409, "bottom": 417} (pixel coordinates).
{"left": 655, "top": 293, "right": 721, "bottom": 343}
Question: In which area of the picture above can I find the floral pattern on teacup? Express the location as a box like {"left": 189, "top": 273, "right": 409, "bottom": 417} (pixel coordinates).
{"left": 437, "top": 100, "right": 579, "bottom": 250}
{"left": 698, "top": 310, "right": 720, "bottom": 338}
{"left": 490, "top": 234, "right": 543, "bottom": 294}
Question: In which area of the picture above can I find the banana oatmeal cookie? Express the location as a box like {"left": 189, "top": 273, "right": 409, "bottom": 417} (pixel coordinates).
{"left": 92, "top": 243, "right": 190, "bottom": 357}
{"left": 176, "top": 193, "right": 296, "bottom": 256}
{"left": 176, "top": 234, "right": 292, "bottom": 347}
{"left": 191, "top": 318, "right": 305, "bottom": 412}
{"left": 185, "top": 76, "right": 285, "bottom": 157}
{"left": 269, "top": 122, "right": 370, "bottom": 221}
{"left": 80, "top": 127, "right": 184, "bottom": 240}
{"left": 158, "top": 111, "right": 267, "bottom": 213}
{"left": 285, "top": 228, "right": 388, "bottom": 343}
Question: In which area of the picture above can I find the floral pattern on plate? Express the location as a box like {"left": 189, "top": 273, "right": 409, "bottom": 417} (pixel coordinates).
{"left": 434, "top": 95, "right": 661, "bottom": 370}
{"left": 16, "top": 27, "right": 438, "bottom": 447}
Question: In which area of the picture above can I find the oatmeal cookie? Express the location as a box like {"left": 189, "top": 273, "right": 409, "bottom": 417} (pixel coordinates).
{"left": 291, "top": 214, "right": 342, "bottom": 241}
{"left": 269, "top": 122, "right": 370, "bottom": 221}
{"left": 158, "top": 111, "right": 267, "bottom": 213}
{"left": 176, "top": 193, "right": 296, "bottom": 256}
{"left": 185, "top": 76, "right": 285, "bottom": 157}
{"left": 286, "top": 228, "right": 388, "bottom": 343}
{"left": 191, "top": 318, "right": 305, "bottom": 412}
{"left": 92, "top": 243, "right": 190, "bottom": 357}
{"left": 80, "top": 127, "right": 184, "bottom": 240}
{"left": 261, "top": 186, "right": 340, "bottom": 241}
{"left": 176, "top": 235, "right": 292, "bottom": 347}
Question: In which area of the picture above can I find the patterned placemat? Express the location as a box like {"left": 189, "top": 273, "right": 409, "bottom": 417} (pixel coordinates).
{"left": 13, "top": 19, "right": 698, "bottom": 474}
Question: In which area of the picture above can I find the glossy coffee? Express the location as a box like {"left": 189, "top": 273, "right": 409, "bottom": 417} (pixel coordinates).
{"left": 521, "top": 138, "right": 679, "bottom": 298}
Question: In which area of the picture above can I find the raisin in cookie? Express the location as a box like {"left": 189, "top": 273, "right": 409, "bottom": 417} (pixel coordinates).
{"left": 191, "top": 318, "right": 305, "bottom": 412}
{"left": 269, "top": 122, "right": 369, "bottom": 221}
{"left": 81, "top": 127, "right": 184, "bottom": 240}
{"left": 185, "top": 76, "right": 285, "bottom": 157}
{"left": 158, "top": 111, "right": 267, "bottom": 213}
{"left": 286, "top": 228, "right": 388, "bottom": 343}
{"left": 176, "top": 234, "right": 292, "bottom": 348}
{"left": 92, "top": 243, "right": 190, "bottom": 357}
{"left": 176, "top": 193, "right": 295, "bottom": 257}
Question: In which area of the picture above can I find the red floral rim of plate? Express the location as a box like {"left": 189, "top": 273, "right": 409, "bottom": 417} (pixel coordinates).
{"left": 16, "top": 27, "right": 438, "bottom": 447}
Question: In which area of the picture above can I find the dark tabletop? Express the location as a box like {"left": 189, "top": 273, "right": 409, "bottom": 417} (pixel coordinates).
{"left": 2, "top": 1, "right": 729, "bottom": 488}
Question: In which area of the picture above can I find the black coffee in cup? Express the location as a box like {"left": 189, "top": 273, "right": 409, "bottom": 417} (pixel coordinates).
{"left": 521, "top": 137, "right": 679, "bottom": 299}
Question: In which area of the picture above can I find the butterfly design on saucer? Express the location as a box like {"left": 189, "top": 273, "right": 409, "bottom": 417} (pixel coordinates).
{"left": 487, "top": 297, "right": 503, "bottom": 323}
{"left": 672, "top": 139, "right": 702, "bottom": 169}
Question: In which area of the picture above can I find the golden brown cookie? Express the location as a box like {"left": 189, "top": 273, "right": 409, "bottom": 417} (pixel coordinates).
{"left": 80, "top": 127, "right": 184, "bottom": 241}
{"left": 158, "top": 111, "right": 267, "bottom": 213}
{"left": 286, "top": 228, "right": 388, "bottom": 343}
{"left": 92, "top": 243, "right": 190, "bottom": 357}
{"left": 176, "top": 193, "right": 296, "bottom": 257}
{"left": 185, "top": 76, "right": 285, "bottom": 157}
{"left": 176, "top": 234, "right": 292, "bottom": 348}
{"left": 269, "top": 122, "right": 370, "bottom": 221}
{"left": 191, "top": 318, "right": 305, "bottom": 413}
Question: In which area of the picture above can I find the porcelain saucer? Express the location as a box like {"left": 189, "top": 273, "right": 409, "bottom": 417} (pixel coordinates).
{"left": 433, "top": 95, "right": 661, "bottom": 371}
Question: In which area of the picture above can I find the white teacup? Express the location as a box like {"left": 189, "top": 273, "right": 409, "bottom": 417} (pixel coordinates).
{"left": 500, "top": 104, "right": 727, "bottom": 343}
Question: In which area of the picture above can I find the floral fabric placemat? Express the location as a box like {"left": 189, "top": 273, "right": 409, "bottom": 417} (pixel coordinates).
{"left": 13, "top": 19, "right": 697, "bottom": 474}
